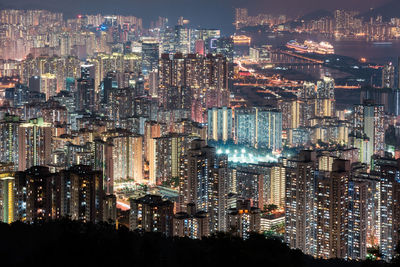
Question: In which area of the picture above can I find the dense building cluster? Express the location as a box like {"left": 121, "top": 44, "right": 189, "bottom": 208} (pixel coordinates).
{"left": 0, "top": 8, "right": 399, "bottom": 264}
{"left": 234, "top": 7, "right": 400, "bottom": 40}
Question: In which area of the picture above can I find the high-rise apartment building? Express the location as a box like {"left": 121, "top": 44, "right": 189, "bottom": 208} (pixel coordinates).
{"left": 182, "top": 139, "right": 228, "bottom": 233}
{"left": 173, "top": 203, "right": 210, "bottom": 239}
{"left": 149, "top": 133, "right": 190, "bottom": 185}
{"left": 0, "top": 114, "right": 22, "bottom": 170}
{"left": 142, "top": 39, "right": 159, "bottom": 75}
{"left": 373, "top": 158, "right": 400, "bottom": 261}
{"left": 110, "top": 134, "right": 143, "bottom": 183}
{"left": 18, "top": 118, "right": 52, "bottom": 171}
{"left": 235, "top": 107, "right": 282, "bottom": 151}
{"left": 61, "top": 165, "right": 104, "bottom": 223}
{"left": 278, "top": 99, "right": 301, "bottom": 130}
{"left": 207, "top": 107, "right": 233, "bottom": 143}
{"left": 313, "top": 160, "right": 350, "bottom": 259}
{"left": 76, "top": 78, "right": 96, "bottom": 113}
{"left": 129, "top": 194, "right": 174, "bottom": 236}
{"left": 159, "top": 53, "right": 229, "bottom": 122}
{"left": 382, "top": 63, "right": 395, "bottom": 89}
{"left": 285, "top": 151, "right": 317, "bottom": 256}
{"left": 0, "top": 174, "right": 15, "bottom": 224}
{"left": 16, "top": 165, "right": 110, "bottom": 223}
{"left": 348, "top": 177, "right": 368, "bottom": 260}
{"left": 353, "top": 100, "right": 385, "bottom": 159}
{"left": 235, "top": 8, "right": 248, "bottom": 29}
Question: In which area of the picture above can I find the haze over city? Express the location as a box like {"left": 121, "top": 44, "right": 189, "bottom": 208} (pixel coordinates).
{"left": 0, "top": 0, "right": 392, "bottom": 30}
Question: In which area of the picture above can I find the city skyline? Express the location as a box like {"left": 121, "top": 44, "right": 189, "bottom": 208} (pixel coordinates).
{"left": 0, "top": 1, "right": 400, "bottom": 265}
{"left": 0, "top": 0, "right": 392, "bottom": 32}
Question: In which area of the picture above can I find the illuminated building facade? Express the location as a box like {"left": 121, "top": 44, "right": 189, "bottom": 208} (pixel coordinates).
{"left": 173, "top": 204, "right": 210, "bottom": 239}
{"left": 269, "top": 165, "right": 286, "bottom": 208}
{"left": 64, "top": 165, "right": 104, "bottom": 223}
{"left": 207, "top": 107, "right": 233, "bottom": 143}
{"left": 348, "top": 178, "right": 368, "bottom": 260}
{"left": 227, "top": 206, "right": 260, "bottom": 239}
{"left": 235, "top": 8, "right": 248, "bottom": 30}
{"left": 382, "top": 63, "right": 395, "bottom": 89}
{"left": 15, "top": 165, "right": 111, "bottom": 224}
{"left": 0, "top": 114, "right": 21, "bottom": 170}
{"left": 278, "top": 99, "right": 301, "bottom": 130}
{"left": 129, "top": 194, "right": 174, "bottom": 236}
{"left": 285, "top": 151, "right": 317, "bottom": 256}
{"left": 149, "top": 133, "right": 189, "bottom": 185}
{"left": 182, "top": 139, "right": 228, "bottom": 233}
{"left": 18, "top": 118, "right": 52, "bottom": 171}
{"left": 158, "top": 53, "right": 229, "bottom": 123}
{"left": 0, "top": 174, "right": 15, "bottom": 224}
{"left": 373, "top": 158, "right": 400, "bottom": 261}
{"left": 110, "top": 135, "right": 143, "bottom": 183}
{"left": 235, "top": 107, "right": 282, "bottom": 151}
{"left": 353, "top": 100, "right": 385, "bottom": 159}
{"left": 141, "top": 39, "right": 159, "bottom": 75}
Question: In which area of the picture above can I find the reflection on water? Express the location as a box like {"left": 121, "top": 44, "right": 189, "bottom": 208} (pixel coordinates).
{"left": 269, "top": 52, "right": 350, "bottom": 80}
{"left": 236, "top": 31, "right": 396, "bottom": 81}
{"left": 244, "top": 31, "right": 400, "bottom": 64}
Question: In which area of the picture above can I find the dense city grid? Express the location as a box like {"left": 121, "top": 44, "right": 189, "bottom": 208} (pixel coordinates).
{"left": 0, "top": 2, "right": 400, "bottom": 263}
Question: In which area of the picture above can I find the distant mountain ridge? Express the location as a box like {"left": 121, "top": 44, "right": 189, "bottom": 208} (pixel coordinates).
{"left": 298, "top": 9, "right": 333, "bottom": 22}
{"left": 295, "top": 0, "right": 399, "bottom": 23}
{"left": 361, "top": 0, "right": 400, "bottom": 20}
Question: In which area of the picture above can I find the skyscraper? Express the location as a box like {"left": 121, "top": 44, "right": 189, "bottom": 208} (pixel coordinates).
{"left": 64, "top": 165, "right": 104, "bottom": 223}
{"left": 235, "top": 8, "right": 248, "bottom": 29}
{"left": 382, "top": 63, "right": 395, "bottom": 89}
{"left": 0, "top": 175, "right": 15, "bottom": 224}
{"left": 195, "top": 39, "right": 205, "bottom": 55}
{"left": 0, "top": 114, "right": 22, "bottom": 170}
{"left": 110, "top": 134, "right": 143, "bottom": 183}
{"left": 173, "top": 205, "right": 210, "bottom": 239}
{"left": 25, "top": 166, "right": 58, "bottom": 222}
{"left": 76, "top": 78, "right": 96, "bottom": 113}
{"left": 183, "top": 140, "right": 216, "bottom": 212}
{"left": 158, "top": 53, "right": 229, "bottom": 122}
{"left": 285, "top": 151, "right": 317, "bottom": 256}
{"left": 182, "top": 139, "right": 228, "bottom": 233}
{"left": 129, "top": 194, "right": 174, "bottom": 236}
{"left": 18, "top": 118, "right": 52, "bottom": 171}
{"left": 148, "top": 71, "right": 159, "bottom": 97}
{"left": 270, "top": 165, "right": 286, "bottom": 208}
{"left": 278, "top": 99, "right": 301, "bottom": 130}
{"left": 348, "top": 177, "right": 368, "bottom": 260}
{"left": 149, "top": 133, "right": 190, "bottom": 185}
{"left": 142, "top": 39, "right": 159, "bottom": 75}
{"left": 235, "top": 107, "right": 282, "bottom": 151}
{"left": 207, "top": 107, "right": 233, "bottom": 143}
{"left": 327, "top": 160, "right": 350, "bottom": 259}
{"left": 353, "top": 100, "right": 385, "bottom": 159}
{"left": 374, "top": 158, "right": 400, "bottom": 261}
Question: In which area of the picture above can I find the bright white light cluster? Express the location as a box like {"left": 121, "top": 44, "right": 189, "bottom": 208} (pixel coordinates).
{"left": 217, "top": 147, "right": 279, "bottom": 164}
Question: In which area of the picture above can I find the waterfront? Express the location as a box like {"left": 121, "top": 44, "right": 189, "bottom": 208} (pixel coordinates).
{"left": 235, "top": 31, "right": 396, "bottom": 84}
{"left": 245, "top": 31, "right": 400, "bottom": 65}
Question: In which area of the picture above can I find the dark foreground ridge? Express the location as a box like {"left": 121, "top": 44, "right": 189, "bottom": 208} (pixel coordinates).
{"left": 0, "top": 219, "right": 396, "bottom": 267}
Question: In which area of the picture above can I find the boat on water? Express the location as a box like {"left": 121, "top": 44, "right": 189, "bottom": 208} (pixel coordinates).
{"left": 232, "top": 35, "right": 251, "bottom": 45}
{"left": 286, "top": 40, "right": 334, "bottom": 54}
{"left": 372, "top": 41, "right": 393, "bottom": 46}
{"left": 286, "top": 40, "right": 308, "bottom": 52}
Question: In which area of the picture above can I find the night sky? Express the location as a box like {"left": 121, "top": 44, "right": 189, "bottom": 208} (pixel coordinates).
{"left": 0, "top": 0, "right": 391, "bottom": 33}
